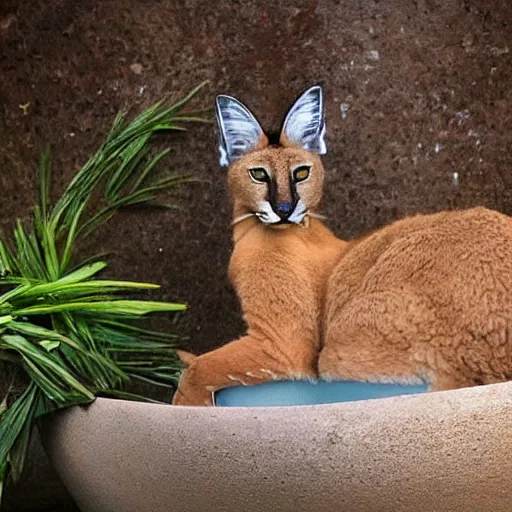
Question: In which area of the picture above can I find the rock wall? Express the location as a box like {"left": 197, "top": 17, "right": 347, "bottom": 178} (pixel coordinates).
{"left": 2, "top": 0, "right": 512, "bottom": 509}
{"left": 2, "top": 0, "right": 512, "bottom": 359}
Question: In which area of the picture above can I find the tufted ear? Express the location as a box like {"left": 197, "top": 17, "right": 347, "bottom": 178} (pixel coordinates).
{"left": 279, "top": 85, "right": 326, "bottom": 155}
{"left": 215, "top": 95, "right": 268, "bottom": 167}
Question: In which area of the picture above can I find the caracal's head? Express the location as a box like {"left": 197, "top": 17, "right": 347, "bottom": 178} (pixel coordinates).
{"left": 215, "top": 85, "right": 327, "bottom": 226}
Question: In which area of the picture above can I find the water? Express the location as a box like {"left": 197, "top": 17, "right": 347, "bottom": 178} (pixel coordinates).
{"left": 214, "top": 379, "right": 429, "bottom": 407}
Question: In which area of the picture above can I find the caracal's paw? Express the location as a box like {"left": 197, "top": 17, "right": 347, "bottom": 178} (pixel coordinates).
{"left": 172, "top": 380, "right": 213, "bottom": 406}
{"left": 172, "top": 350, "right": 215, "bottom": 406}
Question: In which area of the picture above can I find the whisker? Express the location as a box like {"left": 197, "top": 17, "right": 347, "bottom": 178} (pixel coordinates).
{"left": 307, "top": 212, "right": 328, "bottom": 221}
{"left": 232, "top": 212, "right": 257, "bottom": 226}
{"left": 232, "top": 211, "right": 327, "bottom": 227}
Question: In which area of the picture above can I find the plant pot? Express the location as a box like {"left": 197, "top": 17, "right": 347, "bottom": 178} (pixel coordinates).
{"left": 40, "top": 382, "right": 512, "bottom": 512}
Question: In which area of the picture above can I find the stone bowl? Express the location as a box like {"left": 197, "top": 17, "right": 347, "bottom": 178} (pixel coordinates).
{"left": 40, "top": 381, "right": 512, "bottom": 512}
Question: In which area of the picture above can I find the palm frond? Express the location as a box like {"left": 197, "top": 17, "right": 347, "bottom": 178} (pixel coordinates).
{"left": 0, "top": 81, "right": 210, "bottom": 496}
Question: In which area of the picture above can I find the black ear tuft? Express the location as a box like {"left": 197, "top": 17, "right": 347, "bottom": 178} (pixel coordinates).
{"left": 266, "top": 131, "right": 281, "bottom": 145}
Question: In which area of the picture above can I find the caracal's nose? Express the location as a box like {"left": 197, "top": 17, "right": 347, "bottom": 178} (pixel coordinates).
{"left": 276, "top": 202, "right": 293, "bottom": 219}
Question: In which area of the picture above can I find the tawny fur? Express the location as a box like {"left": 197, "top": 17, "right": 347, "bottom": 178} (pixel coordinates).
{"left": 173, "top": 94, "right": 512, "bottom": 406}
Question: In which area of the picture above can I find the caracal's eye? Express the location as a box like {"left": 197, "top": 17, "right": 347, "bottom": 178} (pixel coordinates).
{"left": 249, "top": 167, "right": 269, "bottom": 183}
{"left": 293, "top": 165, "right": 311, "bottom": 182}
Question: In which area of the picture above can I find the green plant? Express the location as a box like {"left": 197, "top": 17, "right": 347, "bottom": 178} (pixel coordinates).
{"left": 0, "top": 82, "right": 210, "bottom": 500}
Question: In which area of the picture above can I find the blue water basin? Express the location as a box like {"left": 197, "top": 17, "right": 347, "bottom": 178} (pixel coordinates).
{"left": 214, "top": 379, "right": 429, "bottom": 407}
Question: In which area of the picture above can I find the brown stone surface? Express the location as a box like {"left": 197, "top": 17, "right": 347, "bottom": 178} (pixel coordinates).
{"left": 2, "top": 0, "right": 512, "bottom": 509}
{"left": 2, "top": 0, "right": 512, "bottom": 358}
{"left": 41, "top": 385, "right": 512, "bottom": 512}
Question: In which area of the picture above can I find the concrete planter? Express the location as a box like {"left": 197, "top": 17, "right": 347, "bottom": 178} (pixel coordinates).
{"left": 40, "top": 383, "right": 512, "bottom": 512}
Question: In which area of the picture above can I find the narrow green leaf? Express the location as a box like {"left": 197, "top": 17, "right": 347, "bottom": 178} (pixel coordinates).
{"left": 129, "top": 374, "right": 176, "bottom": 389}
{"left": 0, "top": 239, "right": 15, "bottom": 276}
{"left": 1, "top": 334, "right": 94, "bottom": 400}
{"left": 105, "top": 136, "right": 151, "bottom": 201}
{"left": 21, "top": 357, "right": 67, "bottom": 402}
{"left": 39, "top": 340, "right": 60, "bottom": 352}
{"left": 170, "top": 115, "right": 213, "bottom": 123}
{"left": 0, "top": 384, "right": 38, "bottom": 479}
{"left": 0, "top": 262, "right": 108, "bottom": 307}
{"left": 59, "top": 199, "right": 88, "bottom": 274}
{"left": 13, "top": 221, "right": 47, "bottom": 280}
{"left": 44, "top": 262, "right": 107, "bottom": 290}
{"left": 93, "top": 319, "right": 180, "bottom": 340}
{"left": 165, "top": 80, "right": 209, "bottom": 115}
{"left": 0, "top": 282, "right": 33, "bottom": 307}
{"left": 0, "top": 315, "right": 12, "bottom": 325}
{"left": 15, "top": 300, "right": 186, "bottom": 316}
{"left": 8, "top": 321, "right": 82, "bottom": 351}
{"left": 130, "top": 148, "right": 171, "bottom": 192}
{"left": 96, "top": 389, "right": 167, "bottom": 404}
{"left": 18, "top": 278, "right": 159, "bottom": 302}
{"left": 40, "top": 216, "right": 60, "bottom": 281}
{"left": 8, "top": 405, "right": 35, "bottom": 481}
{"left": 38, "top": 150, "right": 52, "bottom": 220}
{"left": 68, "top": 252, "right": 111, "bottom": 273}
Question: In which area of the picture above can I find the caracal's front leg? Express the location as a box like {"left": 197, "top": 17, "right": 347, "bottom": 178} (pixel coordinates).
{"left": 172, "top": 335, "right": 317, "bottom": 406}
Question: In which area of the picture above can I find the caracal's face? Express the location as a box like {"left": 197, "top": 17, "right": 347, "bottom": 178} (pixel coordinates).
{"left": 227, "top": 145, "right": 324, "bottom": 225}
{"left": 216, "top": 85, "right": 327, "bottom": 226}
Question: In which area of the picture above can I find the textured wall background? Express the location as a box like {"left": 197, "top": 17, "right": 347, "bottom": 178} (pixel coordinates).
{"left": 2, "top": 0, "right": 512, "bottom": 509}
